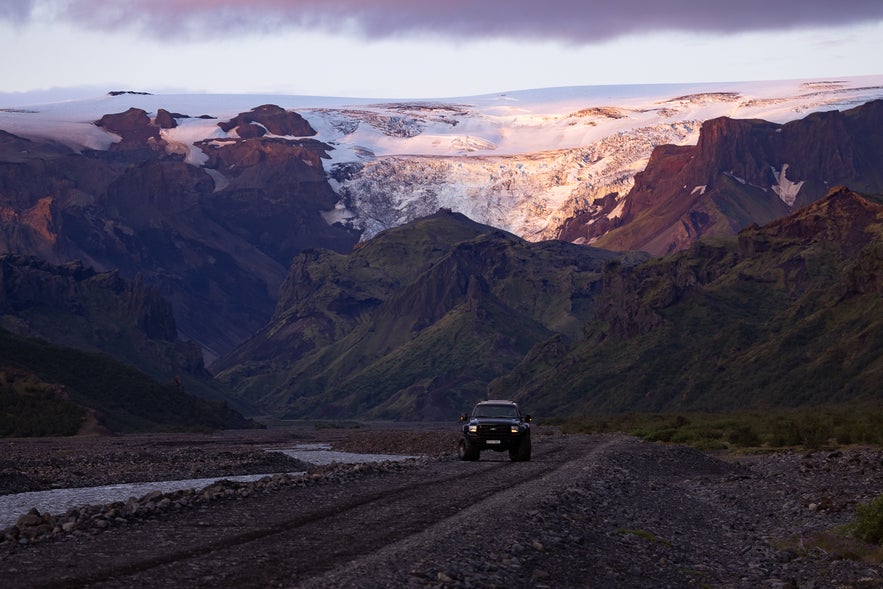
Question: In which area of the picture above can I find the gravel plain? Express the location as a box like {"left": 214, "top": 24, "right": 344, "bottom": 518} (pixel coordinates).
{"left": 1, "top": 426, "right": 882, "bottom": 588}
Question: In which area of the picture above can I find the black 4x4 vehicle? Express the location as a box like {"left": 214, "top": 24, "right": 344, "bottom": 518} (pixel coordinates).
{"left": 458, "top": 400, "right": 532, "bottom": 462}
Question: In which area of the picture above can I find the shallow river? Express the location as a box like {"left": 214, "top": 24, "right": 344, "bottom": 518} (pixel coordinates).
{"left": 0, "top": 444, "right": 417, "bottom": 529}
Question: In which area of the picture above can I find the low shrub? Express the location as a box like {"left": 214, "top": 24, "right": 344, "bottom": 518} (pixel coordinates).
{"left": 848, "top": 494, "right": 883, "bottom": 545}
{"left": 727, "top": 424, "right": 760, "bottom": 447}
{"left": 559, "top": 405, "right": 883, "bottom": 451}
{"left": 777, "top": 531, "right": 883, "bottom": 564}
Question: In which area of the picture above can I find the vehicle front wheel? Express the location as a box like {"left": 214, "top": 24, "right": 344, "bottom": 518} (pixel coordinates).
{"left": 458, "top": 438, "right": 479, "bottom": 461}
{"left": 509, "top": 437, "right": 532, "bottom": 462}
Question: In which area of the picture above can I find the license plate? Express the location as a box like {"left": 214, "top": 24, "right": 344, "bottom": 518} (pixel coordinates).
{"left": 486, "top": 439, "right": 501, "bottom": 445}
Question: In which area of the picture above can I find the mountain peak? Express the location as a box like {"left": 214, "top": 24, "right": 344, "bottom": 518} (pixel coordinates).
{"left": 590, "top": 100, "right": 883, "bottom": 256}
{"left": 742, "top": 186, "right": 883, "bottom": 255}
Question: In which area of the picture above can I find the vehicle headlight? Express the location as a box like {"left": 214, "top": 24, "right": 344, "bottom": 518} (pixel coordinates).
{"left": 510, "top": 425, "right": 520, "bottom": 433}
{"left": 468, "top": 425, "right": 478, "bottom": 433}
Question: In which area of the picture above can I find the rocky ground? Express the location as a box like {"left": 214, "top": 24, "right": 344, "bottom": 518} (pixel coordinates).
{"left": 0, "top": 424, "right": 455, "bottom": 495}
{"left": 1, "top": 426, "right": 882, "bottom": 588}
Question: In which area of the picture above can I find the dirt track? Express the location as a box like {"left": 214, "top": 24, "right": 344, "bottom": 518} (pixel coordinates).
{"left": 2, "top": 428, "right": 883, "bottom": 588}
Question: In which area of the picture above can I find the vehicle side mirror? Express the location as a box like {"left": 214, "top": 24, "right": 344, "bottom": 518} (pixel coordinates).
{"left": 459, "top": 413, "right": 468, "bottom": 422}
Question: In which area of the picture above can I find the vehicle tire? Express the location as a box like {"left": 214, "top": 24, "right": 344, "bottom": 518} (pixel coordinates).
{"left": 458, "top": 438, "right": 479, "bottom": 461}
{"left": 510, "top": 436, "right": 531, "bottom": 462}
{"left": 520, "top": 437, "right": 532, "bottom": 461}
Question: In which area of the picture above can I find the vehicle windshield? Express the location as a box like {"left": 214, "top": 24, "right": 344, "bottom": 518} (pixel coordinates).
{"left": 473, "top": 404, "right": 518, "bottom": 418}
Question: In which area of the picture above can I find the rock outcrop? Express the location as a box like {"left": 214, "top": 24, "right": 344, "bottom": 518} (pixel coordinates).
{"left": 218, "top": 104, "right": 316, "bottom": 138}
{"left": 0, "top": 254, "right": 220, "bottom": 397}
{"left": 578, "top": 100, "right": 883, "bottom": 255}
{"left": 0, "top": 105, "right": 358, "bottom": 360}
{"left": 505, "top": 188, "right": 883, "bottom": 415}
{"left": 96, "top": 108, "right": 165, "bottom": 153}
{"left": 214, "top": 210, "right": 646, "bottom": 420}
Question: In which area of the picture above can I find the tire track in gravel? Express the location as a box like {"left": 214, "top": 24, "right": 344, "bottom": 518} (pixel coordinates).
{"left": 296, "top": 433, "right": 628, "bottom": 588}
{"left": 5, "top": 436, "right": 598, "bottom": 589}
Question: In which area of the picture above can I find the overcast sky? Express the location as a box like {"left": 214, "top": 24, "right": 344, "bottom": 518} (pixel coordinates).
{"left": 2, "top": 0, "right": 882, "bottom": 102}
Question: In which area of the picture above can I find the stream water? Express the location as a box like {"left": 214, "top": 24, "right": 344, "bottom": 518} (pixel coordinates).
{"left": 0, "top": 444, "right": 417, "bottom": 529}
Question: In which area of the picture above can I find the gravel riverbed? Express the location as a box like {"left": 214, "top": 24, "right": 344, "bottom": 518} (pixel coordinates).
{"left": 1, "top": 427, "right": 882, "bottom": 588}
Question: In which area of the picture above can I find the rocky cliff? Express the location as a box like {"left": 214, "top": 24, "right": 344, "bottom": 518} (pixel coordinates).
{"left": 0, "top": 254, "right": 233, "bottom": 403}
{"left": 0, "top": 105, "right": 359, "bottom": 361}
{"left": 577, "top": 100, "right": 883, "bottom": 255}
{"left": 502, "top": 187, "right": 883, "bottom": 414}
{"left": 214, "top": 210, "right": 647, "bottom": 420}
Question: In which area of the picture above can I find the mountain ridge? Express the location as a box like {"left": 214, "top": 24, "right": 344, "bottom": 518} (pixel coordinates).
{"left": 0, "top": 109, "right": 359, "bottom": 360}
{"left": 499, "top": 187, "right": 883, "bottom": 415}
{"left": 0, "top": 253, "right": 239, "bottom": 406}
{"left": 584, "top": 99, "right": 883, "bottom": 255}
{"left": 215, "top": 210, "right": 647, "bottom": 419}
{"left": 1, "top": 80, "right": 882, "bottom": 422}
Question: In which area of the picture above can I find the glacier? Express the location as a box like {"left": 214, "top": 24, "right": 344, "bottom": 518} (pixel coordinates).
{"left": 2, "top": 76, "right": 883, "bottom": 243}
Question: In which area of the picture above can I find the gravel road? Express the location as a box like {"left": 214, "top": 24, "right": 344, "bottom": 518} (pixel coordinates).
{"left": 2, "top": 427, "right": 882, "bottom": 588}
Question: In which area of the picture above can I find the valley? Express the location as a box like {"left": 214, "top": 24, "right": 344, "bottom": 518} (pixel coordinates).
{"left": 2, "top": 5, "right": 882, "bottom": 587}
{"left": 1, "top": 78, "right": 883, "bottom": 429}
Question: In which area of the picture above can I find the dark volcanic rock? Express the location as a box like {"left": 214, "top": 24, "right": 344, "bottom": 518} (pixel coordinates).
{"left": 583, "top": 99, "right": 883, "bottom": 255}
{"left": 0, "top": 125, "right": 358, "bottom": 361}
{"left": 96, "top": 108, "right": 165, "bottom": 152}
{"left": 194, "top": 137, "right": 356, "bottom": 261}
{"left": 556, "top": 192, "right": 622, "bottom": 243}
{"left": 218, "top": 104, "right": 316, "bottom": 138}
{"left": 0, "top": 254, "right": 214, "bottom": 393}
{"left": 154, "top": 109, "right": 178, "bottom": 129}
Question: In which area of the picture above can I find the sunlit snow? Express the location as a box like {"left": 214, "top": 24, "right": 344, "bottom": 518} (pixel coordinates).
{"left": 2, "top": 77, "right": 882, "bottom": 241}
{"left": 771, "top": 163, "right": 805, "bottom": 207}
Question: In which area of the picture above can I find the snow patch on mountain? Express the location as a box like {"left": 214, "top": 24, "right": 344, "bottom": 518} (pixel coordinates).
{"left": 2, "top": 77, "right": 882, "bottom": 241}
{"left": 771, "top": 164, "right": 804, "bottom": 207}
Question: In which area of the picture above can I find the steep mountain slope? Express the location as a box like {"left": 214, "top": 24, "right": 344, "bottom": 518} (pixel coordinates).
{"left": 1, "top": 79, "right": 881, "bottom": 366}
{"left": 498, "top": 187, "right": 883, "bottom": 415}
{"left": 584, "top": 100, "right": 883, "bottom": 255}
{"left": 0, "top": 254, "right": 233, "bottom": 404}
{"left": 215, "top": 210, "right": 648, "bottom": 419}
{"left": 0, "top": 107, "right": 359, "bottom": 360}
{"left": 0, "top": 328, "right": 256, "bottom": 436}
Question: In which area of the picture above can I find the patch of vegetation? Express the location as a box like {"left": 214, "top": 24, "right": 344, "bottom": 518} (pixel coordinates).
{"left": 773, "top": 494, "right": 883, "bottom": 566}
{"left": 557, "top": 405, "right": 883, "bottom": 451}
{"left": 0, "top": 368, "right": 85, "bottom": 436}
{"left": 776, "top": 530, "right": 883, "bottom": 565}
{"left": 0, "top": 328, "right": 255, "bottom": 436}
{"left": 618, "top": 528, "right": 672, "bottom": 547}
{"left": 846, "top": 494, "right": 883, "bottom": 546}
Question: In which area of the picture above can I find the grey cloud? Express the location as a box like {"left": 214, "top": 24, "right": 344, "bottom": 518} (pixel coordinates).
{"left": 8, "top": 0, "right": 883, "bottom": 42}
{"left": 0, "top": 0, "right": 36, "bottom": 22}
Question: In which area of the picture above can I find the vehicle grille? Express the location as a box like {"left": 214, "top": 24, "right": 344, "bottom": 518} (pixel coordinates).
{"left": 476, "top": 424, "right": 513, "bottom": 438}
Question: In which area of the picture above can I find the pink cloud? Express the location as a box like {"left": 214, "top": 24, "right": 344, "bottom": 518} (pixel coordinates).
{"left": 9, "top": 0, "right": 883, "bottom": 42}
